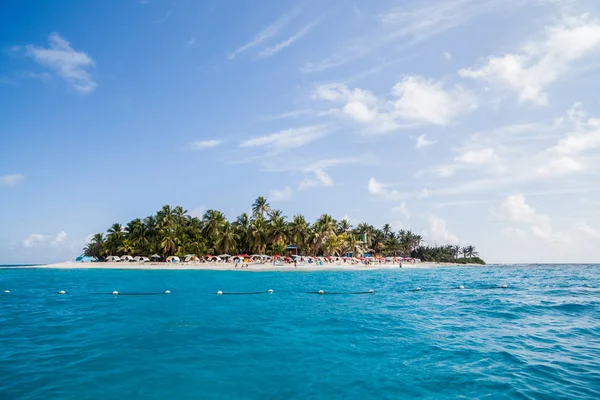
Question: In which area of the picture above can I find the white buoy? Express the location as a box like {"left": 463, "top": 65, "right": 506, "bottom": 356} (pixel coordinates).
{"left": 499, "top": 284, "right": 508, "bottom": 289}
{"left": 58, "top": 290, "right": 66, "bottom": 295}
{"left": 369, "top": 289, "right": 374, "bottom": 293}
{"left": 112, "top": 291, "right": 119, "bottom": 295}
{"left": 584, "top": 284, "right": 592, "bottom": 288}
{"left": 318, "top": 290, "right": 324, "bottom": 295}
{"left": 458, "top": 285, "right": 465, "bottom": 290}
{"left": 217, "top": 291, "right": 223, "bottom": 295}
{"left": 268, "top": 289, "right": 273, "bottom": 294}
{"left": 416, "top": 287, "right": 421, "bottom": 291}
{"left": 164, "top": 290, "right": 171, "bottom": 294}
{"left": 4, "top": 290, "right": 9, "bottom": 293}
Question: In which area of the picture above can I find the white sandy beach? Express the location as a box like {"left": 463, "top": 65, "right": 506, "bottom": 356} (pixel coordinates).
{"left": 31, "top": 261, "right": 482, "bottom": 271}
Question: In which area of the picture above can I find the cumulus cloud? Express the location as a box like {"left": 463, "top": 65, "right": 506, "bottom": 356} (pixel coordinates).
{"left": 427, "top": 215, "right": 460, "bottom": 245}
{"left": 367, "top": 177, "right": 403, "bottom": 201}
{"left": 392, "top": 202, "right": 410, "bottom": 219}
{"left": 18, "top": 33, "right": 96, "bottom": 93}
{"left": 189, "top": 205, "right": 206, "bottom": 219}
{"left": 0, "top": 174, "right": 25, "bottom": 187}
{"left": 536, "top": 156, "right": 584, "bottom": 176}
{"left": 455, "top": 148, "right": 498, "bottom": 164}
{"left": 270, "top": 186, "right": 293, "bottom": 201}
{"left": 495, "top": 194, "right": 562, "bottom": 242}
{"left": 392, "top": 76, "right": 477, "bottom": 125}
{"left": 23, "top": 231, "right": 68, "bottom": 248}
{"left": 314, "top": 76, "right": 477, "bottom": 133}
{"left": 459, "top": 14, "right": 600, "bottom": 105}
{"left": 576, "top": 222, "right": 600, "bottom": 238}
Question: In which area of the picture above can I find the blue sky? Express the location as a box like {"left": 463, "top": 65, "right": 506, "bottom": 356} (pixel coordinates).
{"left": 2, "top": 0, "right": 600, "bottom": 264}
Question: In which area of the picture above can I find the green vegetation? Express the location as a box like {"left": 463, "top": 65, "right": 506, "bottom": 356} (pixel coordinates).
{"left": 83, "top": 197, "right": 484, "bottom": 264}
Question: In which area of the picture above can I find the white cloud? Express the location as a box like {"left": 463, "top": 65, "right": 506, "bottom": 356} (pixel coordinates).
{"left": 455, "top": 148, "right": 498, "bottom": 164}
{"left": 303, "top": 0, "right": 516, "bottom": 73}
{"left": 257, "top": 20, "right": 318, "bottom": 57}
{"left": 536, "top": 156, "right": 584, "bottom": 176}
{"left": 189, "top": 206, "right": 206, "bottom": 219}
{"left": 259, "top": 109, "right": 311, "bottom": 121}
{"left": 187, "top": 38, "right": 196, "bottom": 47}
{"left": 22, "top": 231, "right": 68, "bottom": 248}
{"left": 576, "top": 222, "right": 600, "bottom": 238}
{"left": 298, "top": 157, "right": 359, "bottom": 190}
{"left": 415, "top": 134, "right": 437, "bottom": 149}
{"left": 51, "top": 231, "right": 68, "bottom": 246}
{"left": 443, "top": 51, "right": 452, "bottom": 61}
{"left": 427, "top": 215, "right": 460, "bottom": 245}
{"left": 495, "top": 194, "right": 562, "bottom": 241}
{"left": 435, "top": 165, "right": 456, "bottom": 178}
{"left": 229, "top": 7, "right": 300, "bottom": 59}
{"left": 460, "top": 14, "right": 600, "bottom": 105}
{"left": 314, "top": 76, "right": 476, "bottom": 133}
{"left": 392, "top": 202, "right": 410, "bottom": 219}
{"left": 367, "top": 177, "right": 403, "bottom": 201}
{"left": 392, "top": 76, "right": 477, "bottom": 125}
{"left": 190, "top": 139, "right": 222, "bottom": 150}
{"left": 23, "top": 234, "right": 48, "bottom": 248}
{"left": 240, "top": 125, "right": 329, "bottom": 152}
{"left": 270, "top": 186, "right": 292, "bottom": 201}
{"left": 20, "top": 33, "right": 96, "bottom": 93}
{"left": 0, "top": 174, "right": 25, "bottom": 187}
{"left": 503, "top": 226, "right": 528, "bottom": 239}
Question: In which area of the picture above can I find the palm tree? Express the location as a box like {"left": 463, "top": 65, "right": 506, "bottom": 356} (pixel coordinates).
{"left": 313, "top": 214, "right": 337, "bottom": 254}
{"left": 252, "top": 196, "right": 270, "bottom": 219}
{"left": 233, "top": 213, "right": 252, "bottom": 254}
{"left": 338, "top": 219, "right": 352, "bottom": 234}
{"left": 84, "top": 202, "right": 485, "bottom": 264}
{"left": 215, "top": 222, "right": 238, "bottom": 254}
{"left": 382, "top": 223, "right": 393, "bottom": 239}
{"left": 250, "top": 216, "right": 268, "bottom": 254}
{"left": 160, "top": 233, "right": 177, "bottom": 256}
{"left": 269, "top": 213, "right": 288, "bottom": 246}
{"left": 83, "top": 233, "right": 105, "bottom": 259}
{"left": 452, "top": 245, "right": 461, "bottom": 259}
{"left": 202, "top": 210, "right": 226, "bottom": 240}
{"left": 158, "top": 205, "right": 175, "bottom": 229}
{"left": 289, "top": 214, "right": 310, "bottom": 254}
{"left": 465, "top": 245, "right": 478, "bottom": 258}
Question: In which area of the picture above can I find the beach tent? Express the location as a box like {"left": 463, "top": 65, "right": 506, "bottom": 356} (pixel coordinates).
{"left": 106, "top": 256, "right": 121, "bottom": 262}
{"left": 120, "top": 255, "right": 134, "bottom": 262}
{"left": 166, "top": 256, "right": 180, "bottom": 263}
{"left": 184, "top": 254, "right": 199, "bottom": 262}
{"left": 133, "top": 256, "right": 149, "bottom": 262}
{"left": 75, "top": 256, "right": 97, "bottom": 262}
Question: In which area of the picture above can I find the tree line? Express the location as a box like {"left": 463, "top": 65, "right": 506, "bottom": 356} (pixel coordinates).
{"left": 83, "top": 196, "right": 484, "bottom": 264}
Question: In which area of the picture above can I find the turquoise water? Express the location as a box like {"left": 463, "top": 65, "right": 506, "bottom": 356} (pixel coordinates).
{"left": 1, "top": 265, "right": 599, "bottom": 399}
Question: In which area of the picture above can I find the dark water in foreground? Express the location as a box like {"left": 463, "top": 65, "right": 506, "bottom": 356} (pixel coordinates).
{"left": 1, "top": 265, "right": 599, "bottom": 399}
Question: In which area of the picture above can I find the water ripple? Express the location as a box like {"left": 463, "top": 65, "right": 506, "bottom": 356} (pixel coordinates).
{"left": 1, "top": 265, "right": 600, "bottom": 399}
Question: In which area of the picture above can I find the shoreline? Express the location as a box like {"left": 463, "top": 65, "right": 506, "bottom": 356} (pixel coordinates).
{"left": 11, "top": 261, "right": 484, "bottom": 272}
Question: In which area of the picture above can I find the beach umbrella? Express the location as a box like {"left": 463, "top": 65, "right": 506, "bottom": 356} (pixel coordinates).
{"left": 218, "top": 254, "right": 231, "bottom": 258}
{"left": 151, "top": 254, "right": 161, "bottom": 259}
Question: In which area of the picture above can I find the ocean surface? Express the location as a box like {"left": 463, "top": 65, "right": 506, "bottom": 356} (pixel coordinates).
{"left": 1, "top": 265, "right": 599, "bottom": 400}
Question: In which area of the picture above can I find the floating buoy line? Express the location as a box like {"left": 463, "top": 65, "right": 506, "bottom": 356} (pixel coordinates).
{"left": 10, "top": 283, "right": 582, "bottom": 297}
